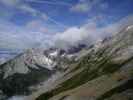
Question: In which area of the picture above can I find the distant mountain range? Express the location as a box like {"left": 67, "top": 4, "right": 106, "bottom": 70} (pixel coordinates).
{"left": 0, "top": 25, "right": 133, "bottom": 100}
{"left": 0, "top": 49, "right": 22, "bottom": 64}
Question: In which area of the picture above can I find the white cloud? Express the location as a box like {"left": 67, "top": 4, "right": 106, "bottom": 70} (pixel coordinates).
{"left": 71, "top": 3, "right": 89, "bottom": 13}
{"left": 54, "top": 27, "right": 86, "bottom": 48}
{"left": 54, "top": 15, "right": 133, "bottom": 49}
{"left": 0, "top": 0, "right": 133, "bottom": 51}
{"left": 0, "top": 15, "right": 133, "bottom": 50}
{"left": 70, "top": 0, "right": 102, "bottom": 13}
{"left": 27, "top": 0, "right": 72, "bottom": 6}
{"left": 0, "top": 0, "right": 67, "bottom": 30}
{"left": 0, "top": 0, "right": 48, "bottom": 21}
{"left": 0, "top": 19, "right": 52, "bottom": 49}
{"left": 54, "top": 21, "right": 99, "bottom": 49}
{"left": 19, "top": 5, "right": 48, "bottom": 20}
{"left": 19, "top": 5, "right": 37, "bottom": 16}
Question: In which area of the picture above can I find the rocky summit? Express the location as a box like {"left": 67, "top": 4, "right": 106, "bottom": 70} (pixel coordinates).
{"left": 0, "top": 25, "right": 133, "bottom": 100}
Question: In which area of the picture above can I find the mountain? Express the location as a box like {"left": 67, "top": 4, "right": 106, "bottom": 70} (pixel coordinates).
{"left": 0, "top": 50, "right": 20, "bottom": 65}
{"left": 35, "top": 25, "right": 133, "bottom": 100}
{"left": 0, "top": 47, "right": 78, "bottom": 99}
{"left": 0, "top": 25, "right": 133, "bottom": 100}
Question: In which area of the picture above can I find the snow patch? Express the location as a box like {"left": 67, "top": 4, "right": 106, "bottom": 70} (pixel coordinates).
{"left": 49, "top": 51, "right": 58, "bottom": 57}
{"left": 33, "top": 55, "right": 56, "bottom": 70}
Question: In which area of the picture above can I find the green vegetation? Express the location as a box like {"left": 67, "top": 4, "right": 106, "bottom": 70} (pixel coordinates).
{"left": 59, "top": 95, "right": 69, "bottom": 100}
{"left": 36, "top": 37, "right": 133, "bottom": 100}
{"left": 36, "top": 52, "right": 124, "bottom": 100}
{"left": 97, "top": 79, "right": 133, "bottom": 100}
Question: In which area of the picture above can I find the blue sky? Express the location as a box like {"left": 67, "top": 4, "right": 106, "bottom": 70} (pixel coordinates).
{"left": 0, "top": 0, "right": 133, "bottom": 50}
{"left": 1, "top": 0, "right": 133, "bottom": 26}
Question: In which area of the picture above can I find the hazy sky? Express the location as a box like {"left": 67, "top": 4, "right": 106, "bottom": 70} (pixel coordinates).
{"left": 0, "top": 0, "right": 133, "bottom": 50}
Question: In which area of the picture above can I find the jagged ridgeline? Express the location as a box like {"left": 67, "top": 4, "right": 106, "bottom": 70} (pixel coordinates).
{"left": 0, "top": 25, "right": 133, "bottom": 100}
{"left": 36, "top": 26, "right": 133, "bottom": 100}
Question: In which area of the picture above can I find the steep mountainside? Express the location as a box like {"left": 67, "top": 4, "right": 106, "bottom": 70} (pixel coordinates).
{"left": 36, "top": 25, "right": 133, "bottom": 100}
{"left": 0, "top": 25, "right": 133, "bottom": 100}
{"left": 0, "top": 48, "right": 77, "bottom": 100}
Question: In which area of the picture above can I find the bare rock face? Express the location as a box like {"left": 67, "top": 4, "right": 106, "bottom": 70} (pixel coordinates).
{"left": 0, "top": 46, "right": 77, "bottom": 99}
{"left": 0, "top": 50, "right": 55, "bottom": 98}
